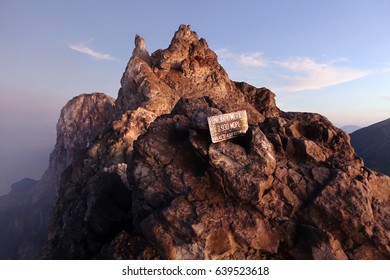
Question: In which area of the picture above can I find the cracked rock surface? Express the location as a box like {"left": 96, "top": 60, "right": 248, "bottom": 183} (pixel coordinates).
{"left": 9, "top": 25, "right": 388, "bottom": 260}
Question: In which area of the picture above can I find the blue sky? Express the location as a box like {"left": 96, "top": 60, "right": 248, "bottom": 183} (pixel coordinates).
{"left": 0, "top": 0, "right": 389, "bottom": 194}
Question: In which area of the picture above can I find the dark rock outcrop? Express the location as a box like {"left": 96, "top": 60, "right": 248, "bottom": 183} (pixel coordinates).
{"left": 350, "top": 118, "right": 390, "bottom": 176}
{"left": 3, "top": 25, "right": 389, "bottom": 260}
{"left": 51, "top": 93, "right": 116, "bottom": 174}
{"left": 0, "top": 93, "right": 115, "bottom": 259}
{"left": 42, "top": 25, "right": 390, "bottom": 260}
{"left": 128, "top": 98, "right": 389, "bottom": 259}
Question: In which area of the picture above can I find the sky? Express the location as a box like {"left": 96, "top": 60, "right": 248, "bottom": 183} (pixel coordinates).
{"left": 0, "top": 0, "right": 389, "bottom": 195}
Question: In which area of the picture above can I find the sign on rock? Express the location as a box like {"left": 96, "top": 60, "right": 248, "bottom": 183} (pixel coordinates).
{"left": 207, "top": 110, "right": 249, "bottom": 143}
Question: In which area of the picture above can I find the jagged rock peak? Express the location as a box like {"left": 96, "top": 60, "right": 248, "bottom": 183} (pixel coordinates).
{"left": 154, "top": 24, "right": 213, "bottom": 71}
{"left": 41, "top": 25, "right": 390, "bottom": 260}
{"left": 52, "top": 92, "right": 116, "bottom": 171}
{"left": 0, "top": 92, "right": 116, "bottom": 260}
{"left": 116, "top": 24, "right": 278, "bottom": 122}
{"left": 132, "top": 34, "right": 150, "bottom": 63}
{"left": 134, "top": 34, "right": 147, "bottom": 51}
{"left": 173, "top": 24, "right": 198, "bottom": 41}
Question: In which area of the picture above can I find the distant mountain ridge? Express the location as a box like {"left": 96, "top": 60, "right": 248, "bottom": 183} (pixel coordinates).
{"left": 7, "top": 178, "right": 38, "bottom": 196}
{"left": 340, "top": 125, "right": 360, "bottom": 134}
{"left": 350, "top": 118, "right": 390, "bottom": 176}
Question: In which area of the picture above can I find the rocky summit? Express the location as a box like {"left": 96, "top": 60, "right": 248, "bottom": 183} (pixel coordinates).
{"left": 1, "top": 25, "right": 389, "bottom": 260}
{"left": 0, "top": 93, "right": 115, "bottom": 259}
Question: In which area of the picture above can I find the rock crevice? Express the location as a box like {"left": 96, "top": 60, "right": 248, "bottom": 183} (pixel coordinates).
{"left": 3, "top": 25, "right": 388, "bottom": 260}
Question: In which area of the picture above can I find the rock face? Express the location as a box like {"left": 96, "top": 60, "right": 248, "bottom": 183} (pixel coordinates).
{"left": 128, "top": 99, "right": 389, "bottom": 259}
{"left": 4, "top": 25, "right": 389, "bottom": 260}
{"left": 41, "top": 25, "right": 390, "bottom": 260}
{"left": 0, "top": 93, "right": 115, "bottom": 259}
{"left": 350, "top": 118, "right": 390, "bottom": 176}
{"left": 52, "top": 93, "right": 116, "bottom": 173}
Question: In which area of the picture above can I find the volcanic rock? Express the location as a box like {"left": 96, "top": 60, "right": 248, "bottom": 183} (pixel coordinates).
{"left": 129, "top": 98, "right": 390, "bottom": 259}
{"left": 52, "top": 93, "right": 116, "bottom": 172}
{"left": 5, "top": 25, "right": 389, "bottom": 260}
{"left": 0, "top": 93, "right": 115, "bottom": 259}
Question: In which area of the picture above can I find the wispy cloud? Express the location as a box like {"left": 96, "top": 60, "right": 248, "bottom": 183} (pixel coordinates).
{"left": 381, "top": 63, "right": 390, "bottom": 73}
{"left": 276, "top": 57, "right": 371, "bottom": 91}
{"left": 215, "top": 48, "right": 370, "bottom": 92}
{"left": 238, "top": 52, "right": 267, "bottom": 68}
{"left": 216, "top": 49, "right": 267, "bottom": 68}
{"left": 69, "top": 43, "right": 114, "bottom": 60}
{"left": 383, "top": 96, "right": 390, "bottom": 101}
{"left": 216, "top": 48, "right": 234, "bottom": 60}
